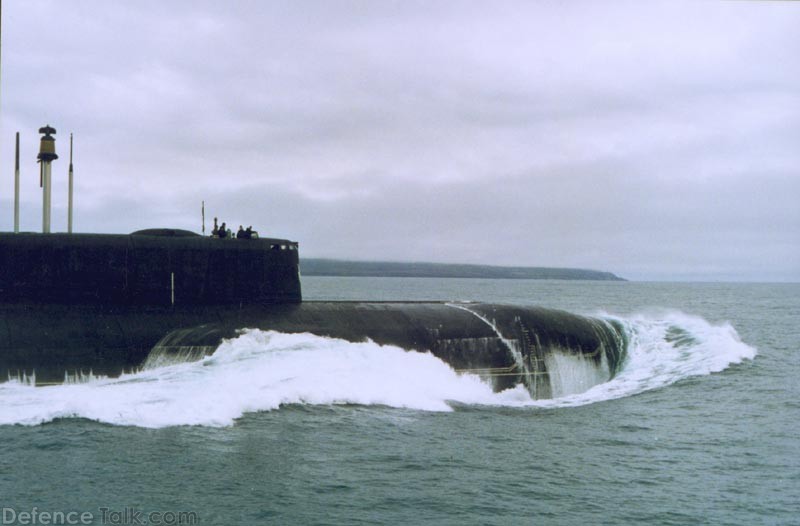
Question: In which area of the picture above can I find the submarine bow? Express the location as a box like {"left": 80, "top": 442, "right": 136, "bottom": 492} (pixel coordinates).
{"left": 144, "top": 302, "right": 627, "bottom": 399}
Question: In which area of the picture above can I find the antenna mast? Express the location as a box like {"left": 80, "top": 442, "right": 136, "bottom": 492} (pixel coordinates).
{"left": 37, "top": 125, "right": 58, "bottom": 233}
{"left": 14, "top": 131, "right": 18, "bottom": 232}
{"left": 68, "top": 133, "right": 74, "bottom": 233}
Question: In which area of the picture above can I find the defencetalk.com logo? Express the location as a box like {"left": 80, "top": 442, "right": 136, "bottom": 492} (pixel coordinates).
{"left": 1, "top": 507, "right": 200, "bottom": 525}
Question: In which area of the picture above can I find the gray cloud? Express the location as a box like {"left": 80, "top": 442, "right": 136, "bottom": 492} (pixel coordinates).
{"left": 1, "top": 0, "right": 798, "bottom": 281}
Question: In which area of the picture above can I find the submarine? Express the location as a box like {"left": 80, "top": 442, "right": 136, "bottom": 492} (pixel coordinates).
{"left": 0, "top": 127, "right": 627, "bottom": 399}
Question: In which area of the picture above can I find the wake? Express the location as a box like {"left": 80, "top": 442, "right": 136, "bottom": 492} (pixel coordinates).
{"left": 0, "top": 311, "right": 756, "bottom": 427}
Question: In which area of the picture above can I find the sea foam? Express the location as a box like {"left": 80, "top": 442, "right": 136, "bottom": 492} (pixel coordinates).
{"left": 0, "top": 311, "right": 756, "bottom": 427}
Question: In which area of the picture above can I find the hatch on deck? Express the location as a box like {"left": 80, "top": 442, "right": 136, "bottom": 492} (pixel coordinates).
{"left": 131, "top": 229, "right": 200, "bottom": 237}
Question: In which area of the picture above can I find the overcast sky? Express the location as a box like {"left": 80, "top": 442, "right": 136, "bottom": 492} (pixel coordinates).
{"left": 0, "top": 1, "right": 798, "bottom": 281}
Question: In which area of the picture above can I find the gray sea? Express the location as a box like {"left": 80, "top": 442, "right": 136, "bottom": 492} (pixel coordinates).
{"left": 0, "top": 279, "right": 797, "bottom": 525}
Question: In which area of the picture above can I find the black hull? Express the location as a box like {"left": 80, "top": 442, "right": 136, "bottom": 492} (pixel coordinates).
{"left": 1, "top": 302, "right": 626, "bottom": 398}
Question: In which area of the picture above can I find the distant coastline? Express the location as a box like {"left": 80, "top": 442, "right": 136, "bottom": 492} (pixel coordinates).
{"left": 301, "top": 259, "right": 626, "bottom": 281}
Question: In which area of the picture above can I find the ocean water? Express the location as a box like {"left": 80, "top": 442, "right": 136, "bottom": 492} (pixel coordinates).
{"left": 0, "top": 279, "right": 797, "bottom": 525}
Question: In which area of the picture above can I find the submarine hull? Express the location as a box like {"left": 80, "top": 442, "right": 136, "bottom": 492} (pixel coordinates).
{"left": 0, "top": 232, "right": 627, "bottom": 398}
{"left": 0, "top": 302, "right": 626, "bottom": 398}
